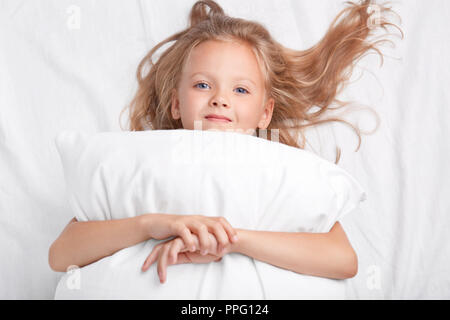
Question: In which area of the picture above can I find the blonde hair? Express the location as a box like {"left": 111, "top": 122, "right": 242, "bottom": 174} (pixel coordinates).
{"left": 121, "top": 0, "right": 403, "bottom": 164}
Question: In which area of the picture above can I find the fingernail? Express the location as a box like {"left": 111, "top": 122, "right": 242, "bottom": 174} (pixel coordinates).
{"left": 232, "top": 235, "right": 238, "bottom": 242}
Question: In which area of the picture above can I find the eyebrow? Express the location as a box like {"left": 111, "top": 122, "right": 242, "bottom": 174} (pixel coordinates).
{"left": 189, "top": 72, "right": 257, "bottom": 87}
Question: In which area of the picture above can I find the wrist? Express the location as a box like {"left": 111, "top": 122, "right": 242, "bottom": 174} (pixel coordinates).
{"left": 229, "top": 228, "right": 246, "bottom": 254}
{"left": 138, "top": 213, "right": 156, "bottom": 239}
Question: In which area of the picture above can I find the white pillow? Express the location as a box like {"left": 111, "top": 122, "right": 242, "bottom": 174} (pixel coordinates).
{"left": 54, "top": 129, "right": 366, "bottom": 299}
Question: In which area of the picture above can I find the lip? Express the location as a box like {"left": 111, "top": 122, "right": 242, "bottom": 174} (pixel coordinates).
{"left": 205, "top": 114, "right": 232, "bottom": 122}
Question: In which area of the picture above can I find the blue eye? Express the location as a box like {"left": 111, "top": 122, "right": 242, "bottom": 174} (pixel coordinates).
{"left": 235, "top": 87, "right": 249, "bottom": 94}
{"left": 195, "top": 82, "right": 210, "bottom": 89}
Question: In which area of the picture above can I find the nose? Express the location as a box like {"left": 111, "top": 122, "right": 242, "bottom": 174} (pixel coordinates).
{"left": 212, "top": 100, "right": 227, "bottom": 107}
{"left": 210, "top": 94, "right": 229, "bottom": 108}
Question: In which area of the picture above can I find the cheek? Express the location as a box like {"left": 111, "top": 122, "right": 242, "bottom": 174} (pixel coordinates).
{"left": 237, "top": 99, "right": 263, "bottom": 122}
{"left": 241, "top": 113, "right": 260, "bottom": 128}
{"left": 181, "top": 89, "right": 208, "bottom": 110}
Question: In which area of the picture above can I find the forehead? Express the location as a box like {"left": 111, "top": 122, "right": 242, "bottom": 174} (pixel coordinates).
{"left": 182, "top": 40, "right": 264, "bottom": 83}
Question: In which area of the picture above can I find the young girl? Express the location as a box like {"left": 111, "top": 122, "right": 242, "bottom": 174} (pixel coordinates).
{"left": 49, "top": 0, "right": 402, "bottom": 286}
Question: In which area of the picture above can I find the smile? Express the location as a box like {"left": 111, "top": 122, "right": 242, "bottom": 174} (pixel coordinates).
{"left": 205, "top": 114, "right": 232, "bottom": 122}
{"left": 205, "top": 117, "right": 231, "bottom": 123}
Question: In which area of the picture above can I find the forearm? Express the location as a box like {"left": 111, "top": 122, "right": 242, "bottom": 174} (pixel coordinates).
{"left": 49, "top": 215, "right": 149, "bottom": 272}
{"left": 230, "top": 228, "right": 357, "bottom": 280}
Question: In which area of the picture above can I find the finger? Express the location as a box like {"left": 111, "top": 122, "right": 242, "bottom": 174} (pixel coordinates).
{"left": 157, "top": 244, "right": 171, "bottom": 284}
{"left": 175, "top": 252, "right": 192, "bottom": 264}
{"left": 166, "top": 241, "right": 177, "bottom": 265}
{"left": 142, "top": 245, "right": 162, "bottom": 272}
{"left": 193, "top": 223, "right": 210, "bottom": 255}
{"left": 218, "top": 217, "right": 238, "bottom": 243}
{"left": 206, "top": 232, "right": 219, "bottom": 255}
{"left": 169, "top": 238, "right": 184, "bottom": 264}
{"left": 186, "top": 251, "right": 219, "bottom": 264}
{"left": 209, "top": 222, "right": 229, "bottom": 254}
{"left": 178, "top": 226, "right": 196, "bottom": 252}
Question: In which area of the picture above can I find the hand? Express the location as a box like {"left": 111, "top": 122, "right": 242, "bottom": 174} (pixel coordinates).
{"left": 143, "top": 213, "right": 238, "bottom": 255}
{"left": 141, "top": 232, "right": 232, "bottom": 283}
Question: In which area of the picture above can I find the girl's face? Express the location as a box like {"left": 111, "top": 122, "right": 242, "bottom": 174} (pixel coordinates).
{"left": 171, "top": 40, "right": 274, "bottom": 133}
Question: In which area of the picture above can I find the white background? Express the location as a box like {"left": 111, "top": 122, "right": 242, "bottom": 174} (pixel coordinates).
{"left": 0, "top": 0, "right": 449, "bottom": 299}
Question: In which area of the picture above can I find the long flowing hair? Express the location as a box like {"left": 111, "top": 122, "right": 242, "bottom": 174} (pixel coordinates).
{"left": 121, "top": 0, "right": 403, "bottom": 164}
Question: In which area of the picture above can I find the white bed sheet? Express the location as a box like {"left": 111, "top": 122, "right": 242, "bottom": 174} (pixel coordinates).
{"left": 0, "top": 0, "right": 449, "bottom": 299}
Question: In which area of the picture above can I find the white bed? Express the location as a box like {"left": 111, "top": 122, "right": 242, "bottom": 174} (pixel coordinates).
{"left": 0, "top": 0, "right": 449, "bottom": 299}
